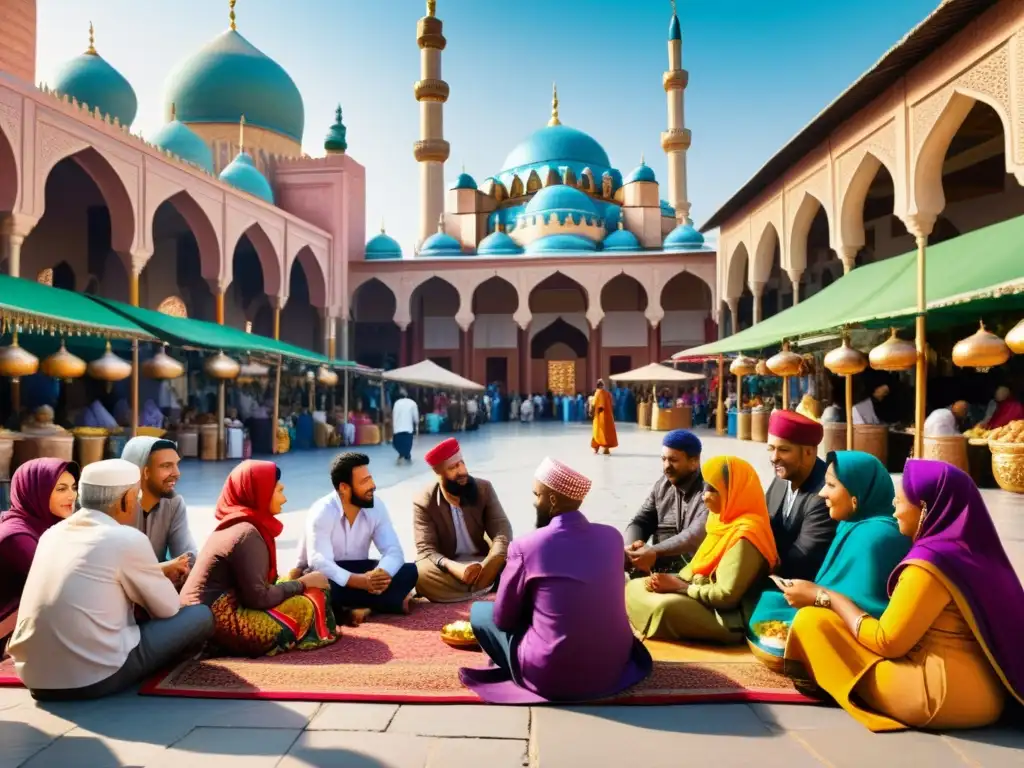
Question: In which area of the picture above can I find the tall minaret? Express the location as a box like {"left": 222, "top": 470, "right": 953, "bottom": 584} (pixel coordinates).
{"left": 413, "top": 0, "right": 451, "bottom": 250}
{"left": 662, "top": 0, "right": 692, "bottom": 223}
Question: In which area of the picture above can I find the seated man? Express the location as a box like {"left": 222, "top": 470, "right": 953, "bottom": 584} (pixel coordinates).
{"left": 296, "top": 452, "right": 418, "bottom": 621}
{"left": 414, "top": 438, "right": 513, "bottom": 602}
{"left": 7, "top": 459, "right": 213, "bottom": 701}
{"left": 624, "top": 429, "right": 708, "bottom": 576}
{"left": 460, "top": 457, "right": 652, "bottom": 703}
{"left": 121, "top": 436, "right": 196, "bottom": 589}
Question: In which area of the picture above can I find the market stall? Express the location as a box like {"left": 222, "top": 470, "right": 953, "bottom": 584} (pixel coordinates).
{"left": 609, "top": 363, "right": 705, "bottom": 431}
{"left": 382, "top": 360, "right": 484, "bottom": 438}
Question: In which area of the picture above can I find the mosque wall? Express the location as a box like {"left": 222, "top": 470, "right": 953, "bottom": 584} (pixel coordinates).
{"left": 186, "top": 123, "right": 301, "bottom": 177}
{"left": 138, "top": 236, "right": 180, "bottom": 309}
{"left": 0, "top": 0, "right": 36, "bottom": 85}
{"left": 471, "top": 315, "right": 518, "bottom": 349}
{"left": 600, "top": 312, "right": 647, "bottom": 348}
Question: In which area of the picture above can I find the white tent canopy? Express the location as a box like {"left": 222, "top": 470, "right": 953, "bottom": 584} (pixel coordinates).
{"left": 609, "top": 363, "right": 706, "bottom": 383}
{"left": 381, "top": 359, "right": 485, "bottom": 391}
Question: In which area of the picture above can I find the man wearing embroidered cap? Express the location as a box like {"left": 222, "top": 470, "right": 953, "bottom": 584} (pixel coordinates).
{"left": 460, "top": 457, "right": 652, "bottom": 703}
{"left": 413, "top": 438, "right": 513, "bottom": 602}
{"left": 8, "top": 460, "right": 213, "bottom": 700}
{"left": 765, "top": 410, "right": 836, "bottom": 580}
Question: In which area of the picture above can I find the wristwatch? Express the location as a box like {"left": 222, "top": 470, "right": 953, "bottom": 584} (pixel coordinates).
{"left": 814, "top": 589, "right": 832, "bottom": 609}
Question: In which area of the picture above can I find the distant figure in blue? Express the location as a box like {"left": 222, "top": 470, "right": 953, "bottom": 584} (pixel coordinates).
{"left": 576, "top": 393, "right": 586, "bottom": 422}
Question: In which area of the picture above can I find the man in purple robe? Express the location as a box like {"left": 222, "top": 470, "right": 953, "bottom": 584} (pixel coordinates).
{"left": 459, "top": 457, "right": 652, "bottom": 704}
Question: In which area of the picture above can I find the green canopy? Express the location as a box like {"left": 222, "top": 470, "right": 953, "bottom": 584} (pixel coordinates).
{"left": 674, "top": 214, "right": 1024, "bottom": 357}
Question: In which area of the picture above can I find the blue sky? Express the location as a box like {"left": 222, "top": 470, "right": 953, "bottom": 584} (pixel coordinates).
{"left": 36, "top": 0, "right": 940, "bottom": 253}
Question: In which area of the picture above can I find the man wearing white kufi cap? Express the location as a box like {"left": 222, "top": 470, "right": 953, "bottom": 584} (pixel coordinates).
{"left": 8, "top": 459, "right": 214, "bottom": 700}
{"left": 459, "top": 457, "right": 652, "bottom": 704}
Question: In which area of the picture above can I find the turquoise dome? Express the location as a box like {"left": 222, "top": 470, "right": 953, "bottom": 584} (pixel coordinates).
{"left": 219, "top": 151, "right": 274, "bottom": 203}
{"left": 366, "top": 230, "right": 402, "bottom": 260}
{"left": 52, "top": 47, "right": 137, "bottom": 127}
{"left": 660, "top": 199, "right": 676, "bottom": 217}
{"left": 669, "top": 14, "right": 681, "bottom": 41}
{"left": 420, "top": 231, "right": 465, "bottom": 257}
{"left": 324, "top": 105, "right": 347, "bottom": 153}
{"left": 603, "top": 225, "right": 641, "bottom": 252}
{"left": 526, "top": 234, "right": 597, "bottom": 255}
{"left": 150, "top": 118, "right": 214, "bottom": 173}
{"left": 625, "top": 161, "right": 656, "bottom": 184}
{"left": 501, "top": 124, "right": 610, "bottom": 174}
{"left": 523, "top": 184, "right": 598, "bottom": 224}
{"left": 165, "top": 29, "right": 304, "bottom": 142}
{"left": 478, "top": 230, "right": 522, "bottom": 256}
{"left": 451, "top": 172, "right": 477, "bottom": 190}
{"left": 664, "top": 220, "right": 706, "bottom": 251}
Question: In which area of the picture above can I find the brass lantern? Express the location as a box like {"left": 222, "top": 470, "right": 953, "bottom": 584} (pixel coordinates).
{"left": 729, "top": 354, "right": 757, "bottom": 377}
{"left": 204, "top": 351, "right": 241, "bottom": 380}
{"left": 0, "top": 333, "right": 40, "bottom": 382}
{"left": 1005, "top": 318, "right": 1024, "bottom": 355}
{"left": 317, "top": 366, "right": 339, "bottom": 387}
{"left": 824, "top": 337, "right": 868, "bottom": 377}
{"left": 952, "top": 321, "right": 1010, "bottom": 369}
{"left": 87, "top": 341, "right": 132, "bottom": 382}
{"left": 767, "top": 345, "right": 802, "bottom": 377}
{"left": 239, "top": 361, "right": 270, "bottom": 378}
{"left": 142, "top": 344, "right": 185, "bottom": 380}
{"left": 869, "top": 328, "right": 917, "bottom": 372}
{"left": 41, "top": 340, "right": 87, "bottom": 380}
{"left": 754, "top": 359, "right": 770, "bottom": 377}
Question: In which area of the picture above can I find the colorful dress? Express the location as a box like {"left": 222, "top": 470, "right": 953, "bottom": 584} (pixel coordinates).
{"left": 591, "top": 387, "right": 618, "bottom": 451}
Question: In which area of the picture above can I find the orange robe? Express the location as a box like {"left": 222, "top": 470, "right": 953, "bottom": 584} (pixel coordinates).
{"left": 591, "top": 389, "right": 618, "bottom": 450}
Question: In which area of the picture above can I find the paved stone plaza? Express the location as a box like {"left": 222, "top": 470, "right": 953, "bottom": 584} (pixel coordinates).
{"left": 2, "top": 422, "right": 1022, "bottom": 767}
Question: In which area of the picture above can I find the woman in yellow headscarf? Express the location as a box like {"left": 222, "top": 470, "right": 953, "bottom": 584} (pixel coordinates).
{"left": 626, "top": 456, "right": 779, "bottom": 643}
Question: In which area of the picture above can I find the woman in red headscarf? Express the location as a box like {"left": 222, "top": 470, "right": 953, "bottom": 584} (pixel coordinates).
{"left": 180, "top": 460, "right": 337, "bottom": 657}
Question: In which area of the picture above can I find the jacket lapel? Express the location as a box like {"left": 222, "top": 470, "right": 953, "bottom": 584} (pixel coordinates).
{"left": 432, "top": 486, "right": 458, "bottom": 556}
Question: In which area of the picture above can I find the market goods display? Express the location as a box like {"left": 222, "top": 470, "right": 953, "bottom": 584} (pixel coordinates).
{"left": 440, "top": 620, "right": 478, "bottom": 648}
{"left": 986, "top": 420, "right": 1024, "bottom": 443}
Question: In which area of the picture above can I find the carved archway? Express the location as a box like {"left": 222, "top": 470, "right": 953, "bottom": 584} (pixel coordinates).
{"left": 290, "top": 245, "right": 328, "bottom": 308}
{"left": 0, "top": 125, "right": 16, "bottom": 214}
{"left": 528, "top": 272, "right": 589, "bottom": 312}
{"left": 279, "top": 257, "right": 322, "bottom": 351}
{"left": 725, "top": 242, "right": 749, "bottom": 300}
{"left": 751, "top": 221, "right": 780, "bottom": 286}
{"left": 228, "top": 222, "right": 282, "bottom": 299}
{"left": 839, "top": 151, "right": 886, "bottom": 249}
{"left": 150, "top": 190, "right": 221, "bottom": 283}
{"left": 472, "top": 276, "right": 518, "bottom": 314}
{"left": 600, "top": 273, "right": 648, "bottom": 312}
{"left": 531, "top": 317, "right": 588, "bottom": 359}
{"left": 350, "top": 278, "right": 399, "bottom": 368}
{"left": 787, "top": 191, "right": 830, "bottom": 275}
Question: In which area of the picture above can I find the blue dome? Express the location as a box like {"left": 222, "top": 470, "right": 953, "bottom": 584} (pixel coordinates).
{"left": 451, "top": 172, "right": 477, "bottom": 190}
{"left": 526, "top": 234, "right": 597, "bottom": 255}
{"left": 660, "top": 199, "right": 676, "bottom": 217}
{"left": 523, "top": 184, "right": 597, "bottom": 224}
{"left": 603, "top": 226, "right": 641, "bottom": 252}
{"left": 420, "top": 232, "right": 465, "bottom": 257}
{"left": 664, "top": 220, "right": 706, "bottom": 251}
{"left": 219, "top": 151, "right": 274, "bottom": 203}
{"left": 150, "top": 118, "right": 214, "bottom": 173}
{"left": 625, "top": 162, "right": 656, "bottom": 184}
{"left": 669, "top": 14, "right": 681, "bottom": 41}
{"left": 52, "top": 49, "right": 137, "bottom": 127}
{"left": 478, "top": 230, "right": 523, "bottom": 256}
{"left": 366, "top": 230, "right": 402, "bottom": 260}
{"left": 165, "top": 30, "right": 304, "bottom": 142}
{"left": 502, "top": 124, "right": 610, "bottom": 174}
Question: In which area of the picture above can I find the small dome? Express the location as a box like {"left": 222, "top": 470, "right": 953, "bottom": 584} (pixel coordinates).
{"left": 366, "top": 227, "right": 402, "bottom": 260}
{"left": 219, "top": 151, "right": 274, "bottom": 203}
{"left": 451, "top": 172, "right": 478, "bottom": 190}
{"left": 603, "top": 224, "right": 641, "bottom": 252}
{"left": 420, "top": 232, "right": 464, "bottom": 256}
{"left": 625, "top": 160, "right": 656, "bottom": 184}
{"left": 660, "top": 199, "right": 676, "bottom": 217}
{"left": 324, "top": 104, "right": 347, "bottom": 154}
{"left": 669, "top": 14, "right": 681, "bottom": 41}
{"left": 523, "top": 184, "right": 597, "bottom": 223}
{"left": 478, "top": 229, "right": 523, "bottom": 256}
{"left": 150, "top": 109, "right": 214, "bottom": 173}
{"left": 664, "top": 220, "right": 706, "bottom": 251}
{"left": 526, "top": 234, "right": 597, "bottom": 255}
{"left": 502, "top": 124, "right": 610, "bottom": 173}
{"left": 52, "top": 25, "right": 137, "bottom": 127}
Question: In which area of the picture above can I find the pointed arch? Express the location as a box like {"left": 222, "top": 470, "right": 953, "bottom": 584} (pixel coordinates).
{"left": 229, "top": 222, "right": 282, "bottom": 298}
{"left": 350, "top": 277, "right": 397, "bottom": 323}
{"left": 289, "top": 245, "right": 327, "bottom": 308}
{"left": 472, "top": 275, "right": 518, "bottom": 315}
{"left": 531, "top": 317, "right": 588, "bottom": 359}
{"left": 787, "top": 191, "right": 829, "bottom": 274}
{"left": 725, "top": 242, "right": 750, "bottom": 300}
{"left": 509, "top": 175, "right": 524, "bottom": 198}
{"left": 151, "top": 190, "right": 221, "bottom": 283}
{"left": 838, "top": 150, "right": 888, "bottom": 249}
{"left": 526, "top": 170, "right": 542, "bottom": 193}
{"left": 527, "top": 271, "right": 590, "bottom": 312}
{"left": 0, "top": 124, "right": 17, "bottom": 213}
{"left": 600, "top": 273, "right": 648, "bottom": 312}
{"left": 751, "top": 221, "right": 780, "bottom": 285}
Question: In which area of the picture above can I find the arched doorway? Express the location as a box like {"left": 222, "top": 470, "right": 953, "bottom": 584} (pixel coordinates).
{"left": 725, "top": 243, "right": 751, "bottom": 333}
{"left": 529, "top": 273, "right": 589, "bottom": 395}
{"left": 752, "top": 223, "right": 786, "bottom": 320}
{"left": 0, "top": 129, "right": 17, "bottom": 273}
{"left": 145, "top": 196, "right": 217, "bottom": 321}
{"left": 471, "top": 276, "right": 518, "bottom": 390}
{"left": 350, "top": 278, "right": 398, "bottom": 369}
{"left": 277, "top": 258, "right": 322, "bottom": 352}
{"left": 600, "top": 274, "right": 647, "bottom": 375}
{"left": 411, "top": 277, "right": 461, "bottom": 373}
{"left": 661, "top": 271, "right": 713, "bottom": 351}
{"left": 226, "top": 225, "right": 280, "bottom": 330}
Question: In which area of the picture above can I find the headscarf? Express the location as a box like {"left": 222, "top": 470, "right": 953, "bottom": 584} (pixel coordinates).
{"left": 214, "top": 460, "right": 283, "bottom": 582}
{"left": 0, "top": 458, "right": 80, "bottom": 545}
{"left": 689, "top": 456, "right": 778, "bottom": 577}
{"left": 892, "top": 460, "right": 1024, "bottom": 705}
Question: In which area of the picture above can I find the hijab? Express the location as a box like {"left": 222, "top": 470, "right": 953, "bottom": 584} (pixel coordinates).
{"left": 689, "top": 456, "right": 778, "bottom": 577}
{"left": 0, "top": 459, "right": 80, "bottom": 545}
{"left": 214, "top": 460, "right": 283, "bottom": 582}
{"left": 893, "top": 459, "right": 1024, "bottom": 704}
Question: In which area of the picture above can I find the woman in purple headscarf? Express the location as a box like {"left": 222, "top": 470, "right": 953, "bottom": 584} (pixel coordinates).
{"left": 783, "top": 459, "right": 1024, "bottom": 732}
{"left": 0, "top": 459, "right": 80, "bottom": 647}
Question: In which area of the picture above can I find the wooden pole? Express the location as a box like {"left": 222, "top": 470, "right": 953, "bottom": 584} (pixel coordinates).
{"left": 217, "top": 380, "right": 226, "bottom": 460}
{"left": 130, "top": 339, "right": 139, "bottom": 438}
{"left": 271, "top": 357, "right": 282, "bottom": 455}
{"left": 845, "top": 374, "right": 854, "bottom": 450}
{"left": 216, "top": 292, "right": 225, "bottom": 326}
{"left": 914, "top": 235, "right": 927, "bottom": 459}
{"left": 716, "top": 355, "right": 725, "bottom": 435}
{"left": 273, "top": 307, "right": 280, "bottom": 341}
{"left": 782, "top": 377, "right": 790, "bottom": 411}
{"left": 343, "top": 369, "right": 350, "bottom": 423}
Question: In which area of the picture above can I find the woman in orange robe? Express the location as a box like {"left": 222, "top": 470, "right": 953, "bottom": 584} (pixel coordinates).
{"left": 590, "top": 380, "right": 617, "bottom": 455}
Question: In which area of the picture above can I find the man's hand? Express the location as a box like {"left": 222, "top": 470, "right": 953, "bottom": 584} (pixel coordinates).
{"left": 298, "top": 571, "right": 330, "bottom": 591}
{"left": 460, "top": 562, "right": 483, "bottom": 585}
{"left": 161, "top": 554, "right": 190, "bottom": 585}
{"left": 645, "top": 573, "right": 688, "bottom": 594}
{"left": 366, "top": 568, "right": 391, "bottom": 595}
{"left": 626, "top": 544, "right": 657, "bottom": 574}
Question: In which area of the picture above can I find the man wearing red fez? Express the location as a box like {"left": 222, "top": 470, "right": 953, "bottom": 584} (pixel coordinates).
{"left": 765, "top": 411, "right": 836, "bottom": 580}
{"left": 413, "top": 438, "right": 513, "bottom": 602}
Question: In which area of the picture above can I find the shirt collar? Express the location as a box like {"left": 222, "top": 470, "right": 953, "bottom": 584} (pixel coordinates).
{"left": 548, "top": 509, "right": 586, "bottom": 530}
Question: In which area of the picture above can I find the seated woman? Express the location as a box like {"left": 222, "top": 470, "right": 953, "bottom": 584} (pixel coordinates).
{"left": 747, "top": 451, "right": 909, "bottom": 670}
{"left": 180, "top": 460, "right": 337, "bottom": 657}
{"left": 782, "top": 460, "right": 1024, "bottom": 732}
{"left": 0, "top": 459, "right": 79, "bottom": 649}
{"left": 626, "top": 455, "right": 778, "bottom": 643}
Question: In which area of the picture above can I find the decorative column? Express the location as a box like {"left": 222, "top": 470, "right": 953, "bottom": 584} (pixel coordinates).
{"left": 0, "top": 214, "right": 36, "bottom": 278}
{"left": 398, "top": 322, "right": 410, "bottom": 367}
{"left": 518, "top": 324, "right": 531, "bottom": 395}
{"left": 456, "top": 310, "right": 474, "bottom": 380}
{"left": 587, "top": 323, "right": 602, "bottom": 386}
{"left": 837, "top": 245, "right": 859, "bottom": 274}
{"left": 751, "top": 281, "right": 765, "bottom": 324}
{"left": 321, "top": 310, "right": 336, "bottom": 359}
{"left": 902, "top": 212, "right": 936, "bottom": 459}
{"left": 727, "top": 297, "right": 740, "bottom": 335}
{"left": 340, "top": 317, "right": 351, "bottom": 361}
{"left": 661, "top": 1, "right": 692, "bottom": 223}
{"left": 413, "top": 0, "right": 450, "bottom": 249}
{"left": 271, "top": 296, "right": 287, "bottom": 340}
{"left": 787, "top": 269, "right": 803, "bottom": 305}
{"left": 647, "top": 322, "right": 662, "bottom": 365}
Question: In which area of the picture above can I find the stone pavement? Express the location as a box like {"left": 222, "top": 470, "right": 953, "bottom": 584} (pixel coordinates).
{"left": 2, "top": 421, "right": 1022, "bottom": 767}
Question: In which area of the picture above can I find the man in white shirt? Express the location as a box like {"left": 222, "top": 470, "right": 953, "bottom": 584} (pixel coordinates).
{"left": 8, "top": 459, "right": 213, "bottom": 701}
{"left": 924, "top": 400, "right": 969, "bottom": 437}
{"left": 295, "top": 452, "right": 418, "bottom": 622}
{"left": 391, "top": 389, "right": 419, "bottom": 464}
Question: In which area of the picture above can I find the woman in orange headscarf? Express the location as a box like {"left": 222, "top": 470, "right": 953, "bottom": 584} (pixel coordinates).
{"left": 180, "top": 460, "right": 337, "bottom": 657}
{"left": 626, "top": 456, "right": 778, "bottom": 643}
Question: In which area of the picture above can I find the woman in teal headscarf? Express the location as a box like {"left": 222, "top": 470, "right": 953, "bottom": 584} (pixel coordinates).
{"left": 746, "top": 450, "right": 910, "bottom": 672}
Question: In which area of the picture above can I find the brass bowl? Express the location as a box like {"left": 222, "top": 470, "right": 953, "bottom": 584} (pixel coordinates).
{"left": 440, "top": 621, "right": 479, "bottom": 649}
{"left": 41, "top": 341, "right": 87, "bottom": 380}
{"left": 730, "top": 355, "right": 757, "bottom": 377}
{"left": 824, "top": 339, "right": 867, "bottom": 376}
{"left": 766, "top": 349, "right": 802, "bottom": 377}
{"left": 952, "top": 322, "right": 1010, "bottom": 369}
{"left": 869, "top": 329, "right": 917, "bottom": 372}
{"left": 990, "top": 441, "right": 1024, "bottom": 494}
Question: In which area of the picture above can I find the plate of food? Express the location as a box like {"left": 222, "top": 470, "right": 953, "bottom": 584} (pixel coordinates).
{"left": 440, "top": 620, "right": 479, "bottom": 649}
{"left": 752, "top": 620, "right": 789, "bottom": 651}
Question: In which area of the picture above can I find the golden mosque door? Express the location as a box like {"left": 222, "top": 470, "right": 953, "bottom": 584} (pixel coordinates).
{"left": 547, "top": 360, "right": 576, "bottom": 396}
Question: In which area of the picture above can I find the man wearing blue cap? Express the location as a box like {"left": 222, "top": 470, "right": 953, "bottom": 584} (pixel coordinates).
{"left": 624, "top": 429, "right": 708, "bottom": 576}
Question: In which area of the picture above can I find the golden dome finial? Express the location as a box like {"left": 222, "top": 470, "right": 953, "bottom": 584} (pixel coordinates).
{"left": 229, "top": 0, "right": 237, "bottom": 31}
{"left": 86, "top": 21, "right": 97, "bottom": 55}
{"left": 170, "top": 102, "right": 177, "bottom": 121}
{"left": 238, "top": 114, "right": 246, "bottom": 152}
{"left": 380, "top": 218, "right": 386, "bottom": 234}
{"left": 548, "top": 82, "right": 561, "bottom": 127}
{"left": 427, "top": 0, "right": 436, "bottom": 17}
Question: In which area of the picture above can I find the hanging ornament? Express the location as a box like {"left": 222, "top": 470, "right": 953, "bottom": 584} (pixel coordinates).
{"left": 868, "top": 328, "right": 917, "bottom": 372}
{"left": 41, "top": 340, "right": 87, "bottom": 380}
{"left": 729, "top": 354, "right": 757, "bottom": 377}
{"left": 317, "top": 366, "right": 339, "bottom": 387}
{"left": 239, "top": 360, "right": 270, "bottom": 378}
{"left": 952, "top": 321, "right": 1010, "bottom": 370}
{"left": 767, "top": 344, "right": 802, "bottom": 377}
{"left": 0, "top": 333, "right": 40, "bottom": 381}
{"left": 87, "top": 341, "right": 132, "bottom": 382}
{"left": 824, "top": 337, "right": 868, "bottom": 377}
{"left": 142, "top": 344, "right": 185, "bottom": 380}
{"left": 204, "top": 351, "right": 241, "bottom": 380}
{"left": 754, "top": 359, "right": 770, "bottom": 376}
{"left": 1005, "top": 318, "right": 1024, "bottom": 355}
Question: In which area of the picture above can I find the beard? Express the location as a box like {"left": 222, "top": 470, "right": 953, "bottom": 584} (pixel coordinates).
{"left": 146, "top": 479, "right": 176, "bottom": 501}
{"left": 351, "top": 488, "right": 375, "bottom": 509}
{"left": 535, "top": 506, "right": 553, "bottom": 529}
{"left": 443, "top": 475, "right": 479, "bottom": 506}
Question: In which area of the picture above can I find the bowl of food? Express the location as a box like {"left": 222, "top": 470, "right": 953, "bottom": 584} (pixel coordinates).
{"left": 440, "top": 620, "right": 479, "bottom": 649}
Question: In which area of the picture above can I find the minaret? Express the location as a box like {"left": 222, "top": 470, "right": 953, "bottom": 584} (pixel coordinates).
{"left": 662, "top": 0, "right": 692, "bottom": 223}
{"left": 413, "top": 0, "right": 451, "bottom": 250}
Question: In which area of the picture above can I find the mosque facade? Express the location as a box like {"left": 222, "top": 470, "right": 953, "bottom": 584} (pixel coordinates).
{"left": 0, "top": 0, "right": 717, "bottom": 397}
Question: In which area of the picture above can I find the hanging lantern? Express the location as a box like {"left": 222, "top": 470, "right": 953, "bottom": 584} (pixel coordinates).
{"left": 754, "top": 359, "right": 770, "bottom": 376}
{"left": 729, "top": 354, "right": 756, "bottom": 377}
{"left": 0, "top": 333, "right": 40, "bottom": 381}
{"left": 87, "top": 341, "right": 132, "bottom": 382}
{"left": 952, "top": 321, "right": 1011, "bottom": 369}
{"left": 239, "top": 361, "right": 270, "bottom": 378}
{"left": 1005, "top": 318, "right": 1024, "bottom": 355}
{"left": 41, "top": 340, "right": 87, "bottom": 380}
{"left": 767, "top": 345, "right": 802, "bottom": 377}
{"left": 204, "top": 351, "right": 241, "bottom": 380}
{"left": 869, "top": 328, "right": 917, "bottom": 372}
{"left": 317, "top": 366, "right": 339, "bottom": 387}
{"left": 142, "top": 344, "right": 185, "bottom": 380}
{"left": 824, "top": 337, "right": 868, "bottom": 377}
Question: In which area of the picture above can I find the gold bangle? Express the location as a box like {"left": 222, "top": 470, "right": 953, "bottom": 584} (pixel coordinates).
{"left": 814, "top": 589, "right": 832, "bottom": 609}
{"left": 854, "top": 612, "right": 869, "bottom": 637}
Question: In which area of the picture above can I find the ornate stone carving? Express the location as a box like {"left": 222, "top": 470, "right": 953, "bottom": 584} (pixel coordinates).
{"left": 1016, "top": 31, "right": 1024, "bottom": 164}
{"left": 413, "top": 138, "right": 450, "bottom": 163}
{"left": 0, "top": 98, "right": 20, "bottom": 149}
{"left": 662, "top": 70, "right": 689, "bottom": 91}
{"left": 37, "top": 123, "right": 89, "bottom": 174}
{"left": 660, "top": 128, "right": 691, "bottom": 152}
{"left": 413, "top": 78, "right": 450, "bottom": 103}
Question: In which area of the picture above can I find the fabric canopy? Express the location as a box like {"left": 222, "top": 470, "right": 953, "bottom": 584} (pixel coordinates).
{"left": 381, "top": 360, "right": 484, "bottom": 391}
{"left": 674, "top": 213, "right": 1024, "bottom": 358}
{"left": 610, "top": 363, "right": 706, "bottom": 383}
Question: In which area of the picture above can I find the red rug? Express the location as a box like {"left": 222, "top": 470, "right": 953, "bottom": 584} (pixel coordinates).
{"left": 140, "top": 601, "right": 812, "bottom": 704}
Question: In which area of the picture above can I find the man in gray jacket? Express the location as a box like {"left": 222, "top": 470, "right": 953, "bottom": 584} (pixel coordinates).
{"left": 121, "top": 436, "right": 196, "bottom": 588}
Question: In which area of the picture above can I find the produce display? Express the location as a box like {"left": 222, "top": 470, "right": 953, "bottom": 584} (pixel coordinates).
{"left": 71, "top": 427, "right": 114, "bottom": 437}
{"left": 441, "top": 620, "right": 475, "bottom": 641}
{"left": 964, "top": 420, "right": 1024, "bottom": 443}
